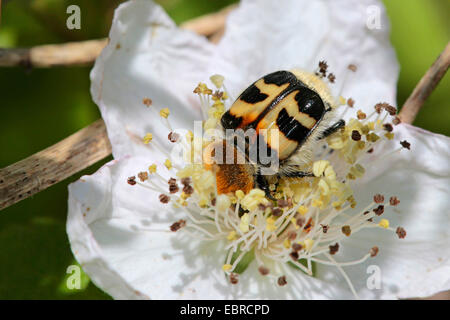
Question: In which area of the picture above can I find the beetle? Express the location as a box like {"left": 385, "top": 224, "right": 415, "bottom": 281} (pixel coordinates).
{"left": 206, "top": 70, "right": 345, "bottom": 199}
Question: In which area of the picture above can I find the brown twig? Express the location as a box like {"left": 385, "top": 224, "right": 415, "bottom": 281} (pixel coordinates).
{"left": 0, "top": 4, "right": 234, "bottom": 68}
{"left": 0, "top": 6, "right": 233, "bottom": 210}
{"left": 0, "top": 39, "right": 109, "bottom": 68}
{"left": 0, "top": 120, "right": 111, "bottom": 210}
{"left": 398, "top": 42, "right": 450, "bottom": 124}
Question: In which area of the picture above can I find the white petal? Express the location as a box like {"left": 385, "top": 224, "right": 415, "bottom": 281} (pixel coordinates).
{"left": 91, "top": 0, "right": 214, "bottom": 159}
{"left": 316, "top": 124, "right": 450, "bottom": 299}
{"left": 210, "top": 0, "right": 398, "bottom": 115}
{"left": 68, "top": 154, "right": 360, "bottom": 299}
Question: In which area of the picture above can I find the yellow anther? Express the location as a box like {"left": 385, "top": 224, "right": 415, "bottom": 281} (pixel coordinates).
{"left": 194, "top": 82, "right": 213, "bottom": 95}
{"left": 164, "top": 159, "right": 173, "bottom": 170}
{"left": 235, "top": 190, "right": 245, "bottom": 200}
{"left": 198, "top": 198, "right": 208, "bottom": 208}
{"left": 304, "top": 239, "right": 314, "bottom": 251}
{"left": 217, "top": 194, "right": 231, "bottom": 212}
{"left": 349, "top": 164, "right": 365, "bottom": 178}
{"left": 222, "top": 91, "right": 229, "bottom": 100}
{"left": 210, "top": 74, "right": 225, "bottom": 88}
{"left": 357, "top": 140, "right": 366, "bottom": 149}
{"left": 186, "top": 130, "right": 194, "bottom": 142}
{"left": 241, "top": 189, "right": 268, "bottom": 211}
{"left": 159, "top": 108, "right": 170, "bottom": 118}
{"left": 324, "top": 165, "right": 336, "bottom": 181}
{"left": 283, "top": 239, "right": 291, "bottom": 249}
{"left": 148, "top": 164, "right": 157, "bottom": 174}
{"left": 297, "top": 205, "right": 308, "bottom": 215}
{"left": 239, "top": 213, "right": 250, "bottom": 233}
{"left": 327, "top": 134, "right": 345, "bottom": 150}
{"left": 312, "top": 199, "right": 323, "bottom": 208}
{"left": 339, "top": 96, "right": 346, "bottom": 105}
{"left": 180, "top": 192, "right": 189, "bottom": 200}
{"left": 318, "top": 179, "right": 330, "bottom": 196}
{"left": 378, "top": 219, "right": 390, "bottom": 229}
{"left": 367, "top": 132, "right": 380, "bottom": 142}
{"left": 332, "top": 201, "right": 343, "bottom": 210}
{"left": 227, "top": 231, "right": 237, "bottom": 241}
{"left": 222, "top": 264, "right": 232, "bottom": 272}
{"left": 143, "top": 133, "right": 153, "bottom": 144}
{"left": 384, "top": 132, "right": 394, "bottom": 140}
{"left": 204, "top": 118, "right": 217, "bottom": 130}
{"left": 290, "top": 218, "right": 300, "bottom": 230}
{"left": 266, "top": 217, "right": 277, "bottom": 232}
{"left": 313, "top": 160, "right": 330, "bottom": 177}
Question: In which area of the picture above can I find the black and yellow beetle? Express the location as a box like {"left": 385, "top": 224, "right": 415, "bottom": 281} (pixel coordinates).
{"left": 207, "top": 70, "right": 345, "bottom": 198}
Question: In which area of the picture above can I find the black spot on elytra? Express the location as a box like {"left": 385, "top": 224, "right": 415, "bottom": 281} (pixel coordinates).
{"left": 263, "top": 70, "right": 297, "bottom": 86}
{"left": 276, "top": 108, "right": 310, "bottom": 145}
{"left": 221, "top": 111, "right": 243, "bottom": 129}
{"left": 239, "top": 84, "right": 269, "bottom": 104}
{"left": 294, "top": 89, "right": 325, "bottom": 121}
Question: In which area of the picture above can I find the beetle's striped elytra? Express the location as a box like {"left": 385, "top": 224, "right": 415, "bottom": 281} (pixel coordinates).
{"left": 215, "top": 70, "right": 344, "bottom": 198}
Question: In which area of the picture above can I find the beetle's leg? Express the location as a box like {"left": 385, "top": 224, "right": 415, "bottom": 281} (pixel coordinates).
{"left": 278, "top": 171, "right": 314, "bottom": 178}
{"left": 319, "top": 119, "right": 345, "bottom": 139}
{"left": 255, "top": 173, "right": 276, "bottom": 200}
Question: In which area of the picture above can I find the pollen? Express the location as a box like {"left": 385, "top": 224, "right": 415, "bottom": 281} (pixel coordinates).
{"left": 217, "top": 194, "right": 231, "bottom": 212}
{"left": 222, "top": 264, "right": 232, "bottom": 272}
{"left": 312, "top": 199, "right": 323, "bottom": 208}
{"left": 146, "top": 164, "right": 156, "bottom": 175}
{"left": 143, "top": 133, "right": 153, "bottom": 144}
{"left": 210, "top": 74, "right": 225, "bottom": 88}
{"left": 313, "top": 160, "right": 330, "bottom": 177}
{"left": 283, "top": 239, "right": 291, "bottom": 249}
{"left": 164, "top": 159, "right": 173, "bottom": 170}
{"left": 239, "top": 213, "right": 250, "bottom": 233}
{"left": 159, "top": 108, "right": 170, "bottom": 118}
{"left": 235, "top": 190, "right": 245, "bottom": 200}
{"left": 348, "top": 164, "right": 365, "bottom": 178}
{"left": 297, "top": 205, "right": 308, "bottom": 215}
{"left": 227, "top": 231, "right": 237, "bottom": 241}
{"left": 304, "top": 239, "right": 314, "bottom": 251}
{"left": 241, "top": 189, "right": 268, "bottom": 211}
{"left": 378, "top": 219, "right": 390, "bottom": 229}
{"left": 290, "top": 218, "right": 300, "bottom": 230}
{"left": 185, "top": 130, "right": 194, "bottom": 142}
{"left": 194, "top": 82, "right": 213, "bottom": 95}
{"left": 266, "top": 216, "right": 277, "bottom": 232}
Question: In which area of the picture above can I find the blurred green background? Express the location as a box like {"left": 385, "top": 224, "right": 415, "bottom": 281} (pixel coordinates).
{"left": 0, "top": 0, "right": 448, "bottom": 299}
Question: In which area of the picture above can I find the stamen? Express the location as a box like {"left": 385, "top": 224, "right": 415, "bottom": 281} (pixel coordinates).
{"left": 128, "top": 72, "right": 408, "bottom": 298}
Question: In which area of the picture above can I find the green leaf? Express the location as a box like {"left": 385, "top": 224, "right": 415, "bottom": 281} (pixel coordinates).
{"left": 288, "top": 259, "right": 317, "bottom": 277}
{"left": 227, "top": 246, "right": 255, "bottom": 274}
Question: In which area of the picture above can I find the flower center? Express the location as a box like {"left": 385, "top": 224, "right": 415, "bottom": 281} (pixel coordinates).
{"left": 128, "top": 64, "right": 409, "bottom": 298}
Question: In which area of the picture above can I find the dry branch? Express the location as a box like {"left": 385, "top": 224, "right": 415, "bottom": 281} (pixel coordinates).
{"left": 0, "top": 39, "right": 109, "bottom": 68}
{"left": 399, "top": 42, "right": 450, "bottom": 124}
{"left": 0, "top": 6, "right": 233, "bottom": 210}
{"left": 0, "top": 120, "right": 111, "bottom": 210}
{"left": 0, "top": 4, "right": 234, "bottom": 68}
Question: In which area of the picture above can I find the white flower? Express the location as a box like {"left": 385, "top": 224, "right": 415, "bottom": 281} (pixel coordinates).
{"left": 68, "top": 0, "right": 450, "bottom": 299}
